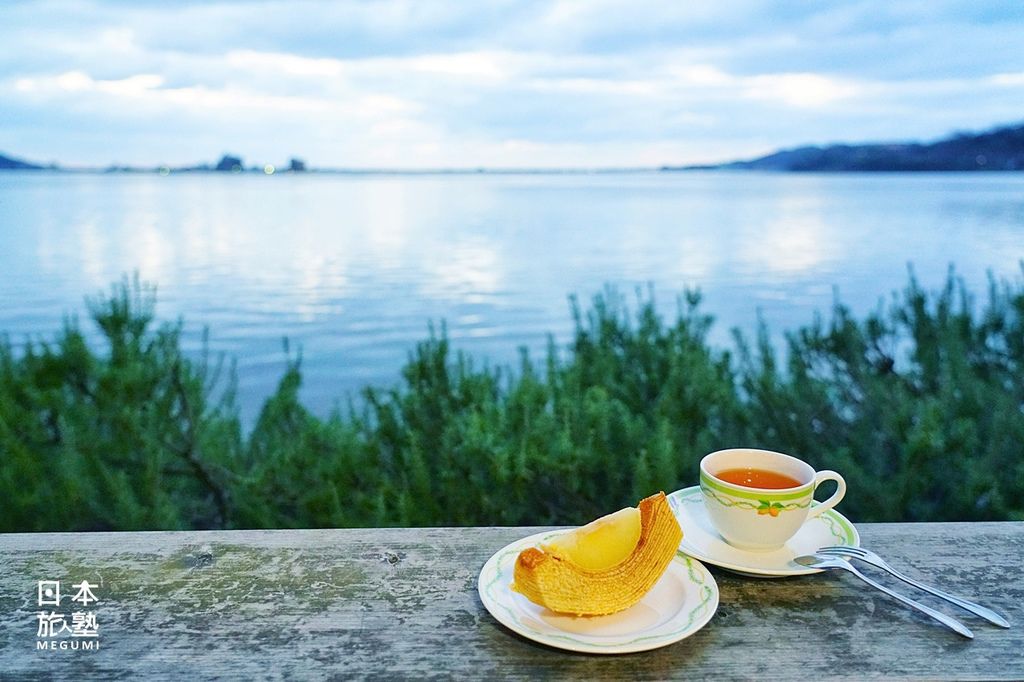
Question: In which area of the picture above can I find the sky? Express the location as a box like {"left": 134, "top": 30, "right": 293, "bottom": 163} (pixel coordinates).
{"left": 1, "top": 1, "right": 1022, "bottom": 169}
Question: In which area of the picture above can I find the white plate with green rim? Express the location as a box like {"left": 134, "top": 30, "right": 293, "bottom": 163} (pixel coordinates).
{"left": 478, "top": 529, "right": 719, "bottom": 654}
{"left": 667, "top": 486, "right": 860, "bottom": 578}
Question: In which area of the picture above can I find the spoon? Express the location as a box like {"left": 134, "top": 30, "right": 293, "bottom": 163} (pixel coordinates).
{"left": 816, "top": 545, "right": 1009, "bottom": 628}
{"left": 794, "top": 554, "right": 974, "bottom": 639}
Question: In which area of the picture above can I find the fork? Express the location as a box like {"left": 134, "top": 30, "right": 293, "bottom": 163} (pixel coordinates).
{"left": 817, "top": 546, "right": 1010, "bottom": 628}
{"left": 795, "top": 554, "right": 974, "bottom": 638}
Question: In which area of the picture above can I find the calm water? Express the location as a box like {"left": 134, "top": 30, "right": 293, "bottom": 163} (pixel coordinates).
{"left": 2, "top": 171, "right": 1023, "bottom": 422}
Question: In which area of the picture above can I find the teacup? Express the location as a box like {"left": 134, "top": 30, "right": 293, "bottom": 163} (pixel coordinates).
{"left": 699, "top": 448, "right": 846, "bottom": 551}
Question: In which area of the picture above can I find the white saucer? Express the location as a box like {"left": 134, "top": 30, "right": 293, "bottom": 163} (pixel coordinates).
{"left": 478, "top": 530, "right": 719, "bottom": 654}
{"left": 667, "top": 486, "right": 860, "bottom": 578}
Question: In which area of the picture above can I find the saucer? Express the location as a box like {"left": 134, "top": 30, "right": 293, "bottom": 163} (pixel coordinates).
{"left": 667, "top": 486, "right": 859, "bottom": 578}
{"left": 478, "top": 530, "right": 719, "bottom": 654}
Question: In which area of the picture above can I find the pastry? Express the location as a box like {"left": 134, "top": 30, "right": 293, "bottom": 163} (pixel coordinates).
{"left": 512, "top": 492, "right": 683, "bottom": 616}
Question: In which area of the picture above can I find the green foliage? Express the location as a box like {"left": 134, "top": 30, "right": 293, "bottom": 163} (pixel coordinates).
{"left": 0, "top": 276, "right": 239, "bottom": 531}
{"left": 736, "top": 270, "right": 1024, "bottom": 522}
{"left": 1, "top": 269, "right": 1022, "bottom": 531}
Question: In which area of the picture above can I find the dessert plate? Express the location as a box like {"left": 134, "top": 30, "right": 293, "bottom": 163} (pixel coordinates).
{"left": 478, "top": 529, "right": 719, "bottom": 654}
{"left": 667, "top": 486, "right": 859, "bottom": 578}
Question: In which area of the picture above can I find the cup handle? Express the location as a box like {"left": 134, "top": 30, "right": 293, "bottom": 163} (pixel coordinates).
{"left": 806, "top": 470, "right": 846, "bottom": 519}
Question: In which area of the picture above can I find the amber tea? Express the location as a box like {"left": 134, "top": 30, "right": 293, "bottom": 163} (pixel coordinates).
{"left": 714, "top": 467, "right": 803, "bottom": 490}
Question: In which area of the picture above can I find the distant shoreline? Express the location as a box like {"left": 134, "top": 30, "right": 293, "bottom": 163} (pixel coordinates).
{"left": 2, "top": 166, "right": 1023, "bottom": 176}
{"left": 3, "top": 119, "right": 1023, "bottom": 175}
{"left": 0, "top": 166, "right": 663, "bottom": 176}
{"left": 5, "top": 165, "right": 1024, "bottom": 176}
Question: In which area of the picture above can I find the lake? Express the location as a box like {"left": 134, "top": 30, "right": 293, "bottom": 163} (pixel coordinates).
{"left": 1, "top": 171, "right": 1022, "bottom": 423}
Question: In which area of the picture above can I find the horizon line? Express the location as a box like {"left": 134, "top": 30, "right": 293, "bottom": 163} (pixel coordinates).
{"left": 2, "top": 164, "right": 698, "bottom": 175}
{"left": 4, "top": 117, "right": 1021, "bottom": 175}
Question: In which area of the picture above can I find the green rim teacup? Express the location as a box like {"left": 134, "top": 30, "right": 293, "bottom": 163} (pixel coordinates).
{"left": 699, "top": 448, "right": 846, "bottom": 551}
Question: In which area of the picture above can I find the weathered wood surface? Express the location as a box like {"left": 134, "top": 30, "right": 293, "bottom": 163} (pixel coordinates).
{"left": 0, "top": 523, "right": 1021, "bottom": 680}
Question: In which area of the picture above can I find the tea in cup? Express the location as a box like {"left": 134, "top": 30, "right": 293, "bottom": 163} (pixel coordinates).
{"left": 699, "top": 448, "right": 846, "bottom": 551}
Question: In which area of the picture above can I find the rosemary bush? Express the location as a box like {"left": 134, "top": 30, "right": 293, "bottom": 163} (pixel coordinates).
{"left": 1, "top": 270, "right": 1021, "bottom": 532}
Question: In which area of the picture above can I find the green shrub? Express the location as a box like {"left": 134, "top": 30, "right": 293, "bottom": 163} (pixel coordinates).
{"left": 0, "top": 277, "right": 239, "bottom": 531}
{"left": 0, "top": 269, "right": 1021, "bottom": 531}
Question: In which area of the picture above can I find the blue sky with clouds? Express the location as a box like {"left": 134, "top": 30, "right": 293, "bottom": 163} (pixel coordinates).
{"left": 1, "top": 1, "right": 1022, "bottom": 168}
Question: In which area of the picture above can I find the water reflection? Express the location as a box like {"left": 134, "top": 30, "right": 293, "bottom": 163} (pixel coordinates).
{"left": 361, "top": 180, "right": 412, "bottom": 263}
{"left": 422, "top": 238, "right": 505, "bottom": 300}
{"left": 670, "top": 231, "right": 718, "bottom": 284}
{"left": 1, "top": 171, "right": 1023, "bottom": 423}
{"left": 740, "top": 195, "right": 833, "bottom": 276}
{"left": 77, "top": 218, "right": 109, "bottom": 287}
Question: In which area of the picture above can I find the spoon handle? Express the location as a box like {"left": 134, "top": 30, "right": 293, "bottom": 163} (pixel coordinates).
{"left": 869, "top": 559, "right": 1010, "bottom": 628}
{"left": 841, "top": 563, "right": 974, "bottom": 639}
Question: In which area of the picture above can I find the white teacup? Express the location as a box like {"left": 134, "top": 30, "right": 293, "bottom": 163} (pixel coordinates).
{"left": 699, "top": 448, "right": 846, "bottom": 551}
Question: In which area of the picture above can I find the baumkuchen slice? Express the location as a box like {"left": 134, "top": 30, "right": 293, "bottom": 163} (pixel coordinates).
{"left": 511, "top": 492, "right": 683, "bottom": 616}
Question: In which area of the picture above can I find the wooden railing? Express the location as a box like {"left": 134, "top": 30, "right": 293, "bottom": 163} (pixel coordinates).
{"left": 0, "top": 523, "right": 1020, "bottom": 679}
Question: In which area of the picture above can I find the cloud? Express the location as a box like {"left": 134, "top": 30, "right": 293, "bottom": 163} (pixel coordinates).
{"left": 988, "top": 72, "right": 1024, "bottom": 87}
{"left": 1, "top": 1, "right": 1022, "bottom": 167}
{"left": 16, "top": 71, "right": 165, "bottom": 97}
{"left": 742, "top": 72, "right": 861, "bottom": 108}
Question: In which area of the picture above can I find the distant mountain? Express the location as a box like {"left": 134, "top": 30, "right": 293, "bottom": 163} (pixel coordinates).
{"left": 0, "top": 152, "right": 44, "bottom": 170}
{"left": 671, "top": 122, "right": 1024, "bottom": 172}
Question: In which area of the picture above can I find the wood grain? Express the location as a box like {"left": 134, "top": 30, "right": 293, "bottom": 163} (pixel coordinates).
{"left": 1, "top": 523, "right": 1021, "bottom": 679}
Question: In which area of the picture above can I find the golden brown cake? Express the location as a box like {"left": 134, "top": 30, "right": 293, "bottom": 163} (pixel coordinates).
{"left": 511, "top": 492, "right": 683, "bottom": 616}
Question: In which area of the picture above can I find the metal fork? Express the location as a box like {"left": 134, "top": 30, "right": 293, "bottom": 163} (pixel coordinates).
{"left": 817, "top": 546, "right": 1010, "bottom": 628}
{"left": 795, "top": 554, "right": 974, "bottom": 638}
